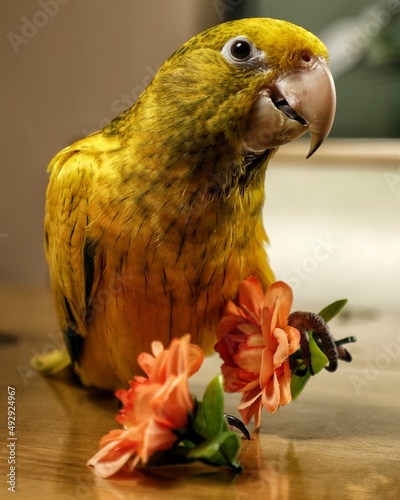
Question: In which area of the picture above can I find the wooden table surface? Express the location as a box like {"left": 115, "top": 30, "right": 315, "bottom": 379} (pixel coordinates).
{"left": 1, "top": 283, "right": 400, "bottom": 500}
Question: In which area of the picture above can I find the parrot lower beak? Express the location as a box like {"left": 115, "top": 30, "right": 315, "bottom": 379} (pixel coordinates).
{"left": 243, "top": 58, "right": 336, "bottom": 158}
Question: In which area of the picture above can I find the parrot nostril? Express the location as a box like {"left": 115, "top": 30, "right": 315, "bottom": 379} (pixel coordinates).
{"left": 301, "top": 52, "right": 312, "bottom": 63}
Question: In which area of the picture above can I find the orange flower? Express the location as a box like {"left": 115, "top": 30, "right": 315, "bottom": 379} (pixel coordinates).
{"left": 87, "top": 334, "right": 204, "bottom": 478}
{"left": 215, "top": 277, "right": 300, "bottom": 428}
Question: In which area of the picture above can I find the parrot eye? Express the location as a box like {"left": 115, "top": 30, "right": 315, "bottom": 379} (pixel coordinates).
{"left": 231, "top": 39, "right": 252, "bottom": 60}
{"left": 221, "top": 36, "right": 263, "bottom": 67}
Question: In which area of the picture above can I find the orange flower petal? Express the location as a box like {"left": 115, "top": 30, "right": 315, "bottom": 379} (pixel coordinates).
{"left": 214, "top": 337, "right": 237, "bottom": 367}
{"left": 221, "top": 365, "right": 245, "bottom": 392}
{"left": 240, "top": 376, "right": 262, "bottom": 393}
{"left": 137, "top": 352, "right": 155, "bottom": 377}
{"left": 234, "top": 345, "right": 264, "bottom": 375}
{"left": 262, "top": 281, "right": 293, "bottom": 335}
{"left": 287, "top": 325, "right": 301, "bottom": 354}
{"left": 261, "top": 374, "right": 281, "bottom": 413}
{"left": 88, "top": 445, "right": 136, "bottom": 478}
{"left": 151, "top": 340, "right": 164, "bottom": 358}
{"left": 238, "top": 386, "right": 263, "bottom": 428}
{"left": 216, "top": 314, "right": 245, "bottom": 341}
{"left": 261, "top": 302, "right": 276, "bottom": 341}
{"left": 272, "top": 328, "right": 290, "bottom": 369}
{"left": 238, "top": 276, "right": 264, "bottom": 324}
{"left": 277, "top": 361, "right": 292, "bottom": 407}
{"left": 88, "top": 429, "right": 139, "bottom": 478}
{"left": 151, "top": 375, "right": 194, "bottom": 429}
{"left": 259, "top": 348, "right": 274, "bottom": 389}
{"left": 243, "top": 332, "right": 265, "bottom": 348}
{"left": 238, "top": 323, "right": 262, "bottom": 337}
{"left": 138, "top": 419, "right": 178, "bottom": 464}
{"left": 187, "top": 344, "right": 205, "bottom": 377}
{"left": 239, "top": 397, "right": 263, "bottom": 428}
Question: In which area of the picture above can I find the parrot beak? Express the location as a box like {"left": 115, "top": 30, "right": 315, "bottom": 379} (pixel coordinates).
{"left": 275, "top": 57, "right": 336, "bottom": 158}
{"left": 243, "top": 57, "right": 336, "bottom": 158}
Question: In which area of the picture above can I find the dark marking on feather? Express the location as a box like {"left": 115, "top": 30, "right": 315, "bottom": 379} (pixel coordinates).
{"left": 187, "top": 188, "right": 200, "bottom": 208}
{"left": 162, "top": 268, "right": 168, "bottom": 295}
{"left": 222, "top": 265, "right": 227, "bottom": 286}
{"left": 136, "top": 216, "right": 147, "bottom": 236}
{"left": 175, "top": 231, "right": 187, "bottom": 264}
{"left": 64, "top": 297, "right": 78, "bottom": 330}
{"left": 83, "top": 238, "right": 96, "bottom": 308}
{"left": 110, "top": 211, "right": 120, "bottom": 226}
{"left": 164, "top": 217, "right": 178, "bottom": 236}
{"left": 185, "top": 276, "right": 195, "bottom": 299}
{"left": 68, "top": 195, "right": 75, "bottom": 218}
{"left": 63, "top": 327, "right": 84, "bottom": 366}
{"left": 69, "top": 220, "right": 77, "bottom": 242}
{"left": 205, "top": 265, "right": 217, "bottom": 289}
{"left": 145, "top": 234, "right": 153, "bottom": 251}
{"left": 169, "top": 293, "right": 174, "bottom": 342}
{"left": 117, "top": 255, "right": 124, "bottom": 275}
{"left": 205, "top": 289, "right": 210, "bottom": 310}
{"left": 63, "top": 297, "right": 83, "bottom": 365}
{"left": 143, "top": 261, "right": 149, "bottom": 289}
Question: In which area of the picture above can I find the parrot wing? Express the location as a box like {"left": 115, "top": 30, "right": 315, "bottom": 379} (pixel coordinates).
{"left": 44, "top": 138, "right": 101, "bottom": 363}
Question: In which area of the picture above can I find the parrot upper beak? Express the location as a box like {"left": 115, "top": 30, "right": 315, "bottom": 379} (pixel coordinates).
{"left": 243, "top": 57, "right": 336, "bottom": 158}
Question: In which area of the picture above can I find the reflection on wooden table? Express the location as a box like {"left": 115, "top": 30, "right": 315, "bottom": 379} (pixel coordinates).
{"left": 1, "top": 284, "right": 400, "bottom": 499}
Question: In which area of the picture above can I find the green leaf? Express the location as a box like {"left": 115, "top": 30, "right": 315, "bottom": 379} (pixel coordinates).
{"left": 290, "top": 334, "right": 329, "bottom": 399}
{"left": 193, "top": 374, "right": 226, "bottom": 440}
{"left": 187, "top": 432, "right": 242, "bottom": 470}
{"left": 318, "top": 299, "right": 348, "bottom": 323}
{"left": 290, "top": 363, "right": 311, "bottom": 400}
{"left": 309, "top": 332, "right": 329, "bottom": 374}
{"left": 219, "top": 433, "right": 242, "bottom": 471}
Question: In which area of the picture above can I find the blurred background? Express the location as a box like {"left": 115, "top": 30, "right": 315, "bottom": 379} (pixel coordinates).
{"left": 1, "top": 1, "right": 399, "bottom": 310}
{"left": 228, "top": 0, "right": 400, "bottom": 138}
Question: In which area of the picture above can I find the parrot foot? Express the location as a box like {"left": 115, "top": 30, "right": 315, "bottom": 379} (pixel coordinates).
{"left": 224, "top": 413, "right": 251, "bottom": 440}
{"left": 31, "top": 347, "right": 71, "bottom": 374}
{"left": 288, "top": 311, "right": 355, "bottom": 375}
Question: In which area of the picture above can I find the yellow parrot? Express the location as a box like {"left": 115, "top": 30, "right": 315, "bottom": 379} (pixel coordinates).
{"left": 43, "top": 18, "right": 336, "bottom": 390}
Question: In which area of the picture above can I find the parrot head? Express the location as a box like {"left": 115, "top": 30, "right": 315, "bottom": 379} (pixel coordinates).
{"left": 129, "top": 17, "right": 336, "bottom": 175}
